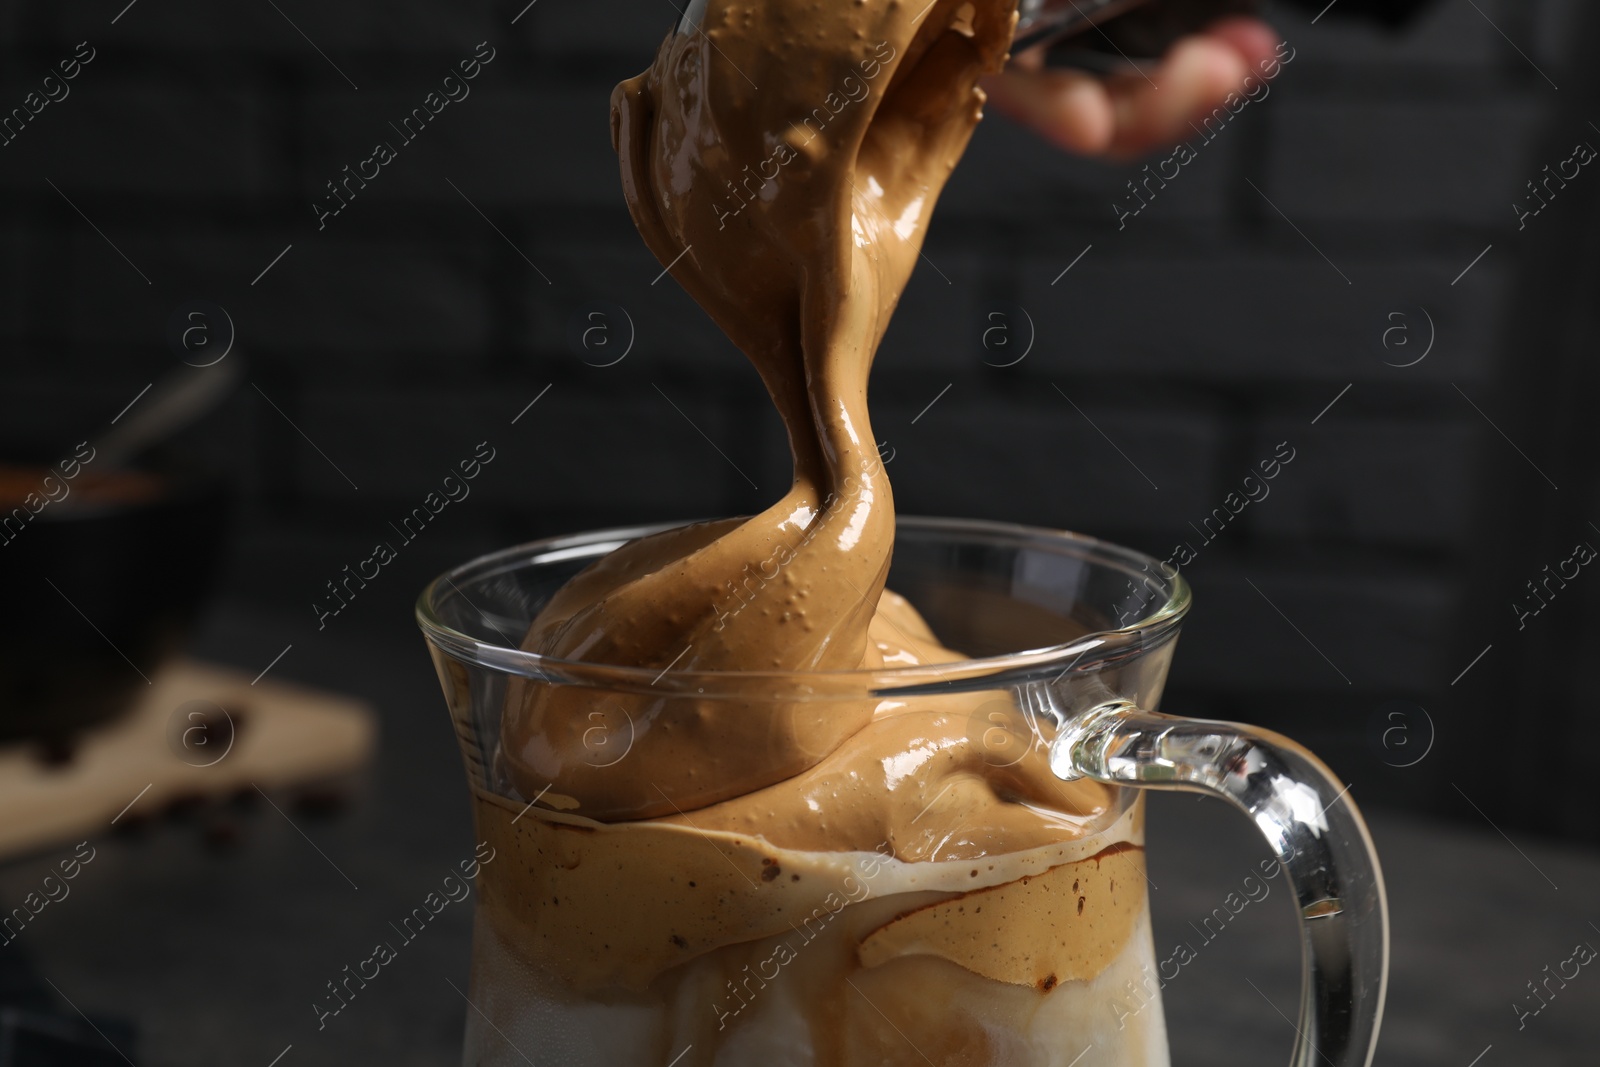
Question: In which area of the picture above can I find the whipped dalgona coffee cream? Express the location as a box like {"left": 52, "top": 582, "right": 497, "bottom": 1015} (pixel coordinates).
{"left": 463, "top": 2, "right": 1169, "bottom": 1063}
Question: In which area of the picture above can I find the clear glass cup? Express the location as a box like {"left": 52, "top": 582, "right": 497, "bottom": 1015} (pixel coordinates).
{"left": 417, "top": 517, "right": 1387, "bottom": 1067}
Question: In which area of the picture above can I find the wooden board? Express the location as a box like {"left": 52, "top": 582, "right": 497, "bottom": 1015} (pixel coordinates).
{"left": 0, "top": 659, "right": 376, "bottom": 861}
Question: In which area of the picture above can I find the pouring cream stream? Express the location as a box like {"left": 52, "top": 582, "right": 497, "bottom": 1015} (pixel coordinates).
{"left": 468, "top": 3, "right": 1168, "bottom": 1062}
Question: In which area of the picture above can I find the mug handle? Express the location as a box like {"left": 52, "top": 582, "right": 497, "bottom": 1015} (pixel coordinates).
{"left": 1050, "top": 700, "right": 1390, "bottom": 1067}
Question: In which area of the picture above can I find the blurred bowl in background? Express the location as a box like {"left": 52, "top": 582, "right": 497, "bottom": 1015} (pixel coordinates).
{"left": 0, "top": 463, "right": 232, "bottom": 746}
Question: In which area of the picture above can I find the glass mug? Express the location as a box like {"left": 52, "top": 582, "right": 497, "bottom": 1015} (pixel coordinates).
{"left": 418, "top": 517, "right": 1387, "bottom": 1066}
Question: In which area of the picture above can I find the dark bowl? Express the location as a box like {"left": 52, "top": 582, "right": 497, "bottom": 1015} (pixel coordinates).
{"left": 0, "top": 464, "right": 232, "bottom": 745}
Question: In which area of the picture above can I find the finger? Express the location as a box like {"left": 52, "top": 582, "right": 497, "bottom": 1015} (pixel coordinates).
{"left": 1202, "top": 16, "right": 1283, "bottom": 71}
{"left": 980, "top": 66, "right": 1116, "bottom": 156}
{"left": 979, "top": 17, "right": 1283, "bottom": 160}
{"left": 1102, "top": 33, "right": 1251, "bottom": 159}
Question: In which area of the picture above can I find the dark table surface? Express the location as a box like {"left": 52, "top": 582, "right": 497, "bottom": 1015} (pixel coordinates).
{"left": 2, "top": 602, "right": 1595, "bottom": 1067}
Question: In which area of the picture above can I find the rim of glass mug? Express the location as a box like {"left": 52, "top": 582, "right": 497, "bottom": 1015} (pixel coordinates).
{"left": 415, "top": 515, "right": 1192, "bottom": 698}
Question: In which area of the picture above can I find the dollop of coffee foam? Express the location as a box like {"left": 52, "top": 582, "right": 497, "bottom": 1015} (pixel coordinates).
{"left": 487, "top": 0, "right": 1148, "bottom": 1003}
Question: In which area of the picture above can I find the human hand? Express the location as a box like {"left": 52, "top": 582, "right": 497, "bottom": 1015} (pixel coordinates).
{"left": 981, "top": 16, "right": 1283, "bottom": 160}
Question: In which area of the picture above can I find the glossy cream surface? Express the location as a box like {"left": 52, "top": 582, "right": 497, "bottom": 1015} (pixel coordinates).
{"left": 475, "top": 3, "right": 1170, "bottom": 1063}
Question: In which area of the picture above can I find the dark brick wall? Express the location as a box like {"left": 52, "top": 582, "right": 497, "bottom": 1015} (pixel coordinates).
{"left": 0, "top": 1, "right": 1592, "bottom": 832}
